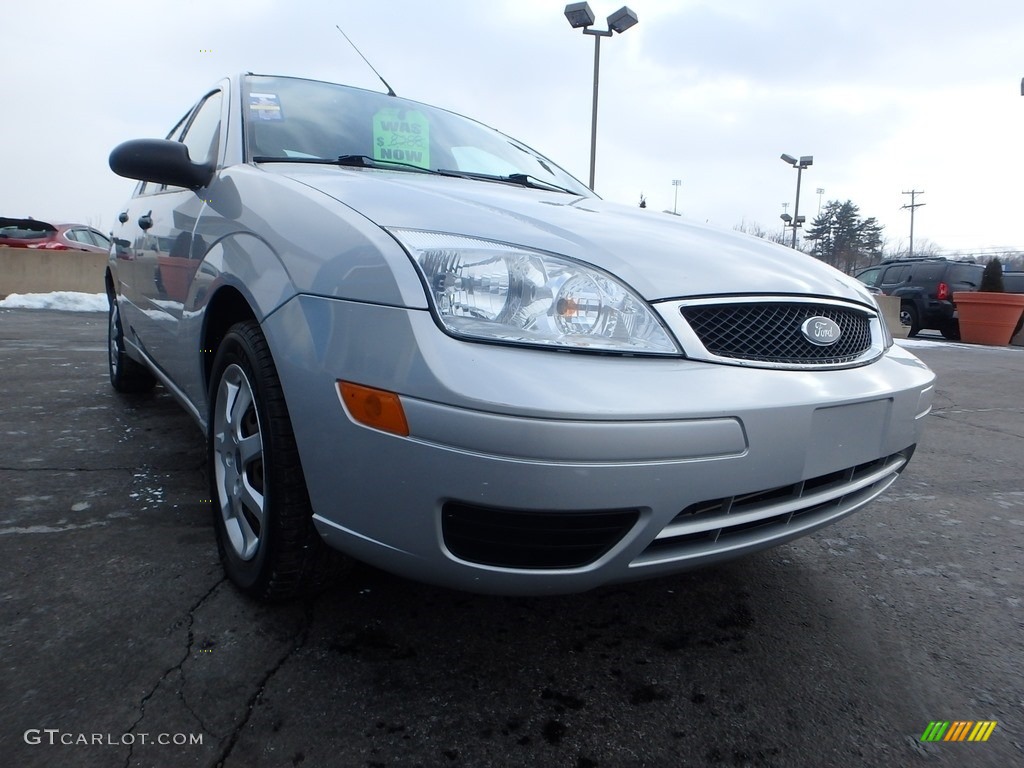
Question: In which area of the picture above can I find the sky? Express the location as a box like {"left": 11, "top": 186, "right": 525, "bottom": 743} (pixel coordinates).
{"left": 3, "top": 0, "right": 1023, "bottom": 258}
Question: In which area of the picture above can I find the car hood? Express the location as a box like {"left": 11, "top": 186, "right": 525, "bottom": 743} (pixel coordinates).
{"left": 271, "top": 166, "right": 874, "bottom": 305}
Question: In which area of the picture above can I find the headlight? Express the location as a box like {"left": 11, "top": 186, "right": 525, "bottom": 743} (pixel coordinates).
{"left": 390, "top": 229, "right": 680, "bottom": 355}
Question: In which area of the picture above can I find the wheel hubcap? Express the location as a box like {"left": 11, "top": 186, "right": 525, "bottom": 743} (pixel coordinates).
{"left": 213, "top": 364, "right": 266, "bottom": 561}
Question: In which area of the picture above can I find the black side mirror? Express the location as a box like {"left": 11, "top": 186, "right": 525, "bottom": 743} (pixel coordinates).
{"left": 109, "top": 139, "right": 214, "bottom": 190}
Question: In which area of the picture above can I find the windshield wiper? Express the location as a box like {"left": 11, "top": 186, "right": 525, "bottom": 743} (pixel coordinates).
{"left": 436, "top": 169, "right": 575, "bottom": 194}
{"left": 253, "top": 154, "right": 440, "bottom": 175}
{"left": 253, "top": 155, "right": 577, "bottom": 193}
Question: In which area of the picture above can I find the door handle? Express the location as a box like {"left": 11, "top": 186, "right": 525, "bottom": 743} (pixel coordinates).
{"left": 138, "top": 210, "right": 153, "bottom": 231}
{"left": 118, "top": 211, "right": 129, "bottom": 224}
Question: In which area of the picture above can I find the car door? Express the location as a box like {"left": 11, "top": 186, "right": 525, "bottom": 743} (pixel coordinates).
{"left": 111, "top": 90, "right": 224, "bottom": 381}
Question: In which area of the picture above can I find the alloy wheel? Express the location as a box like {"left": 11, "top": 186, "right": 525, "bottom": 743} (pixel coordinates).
{"left": 212, "top": 363, "right": 266, "bottom": 561}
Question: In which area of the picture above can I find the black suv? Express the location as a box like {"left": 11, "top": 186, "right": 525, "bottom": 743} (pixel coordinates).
{"left": 855, "top": 258, "right": 984, "bottom": 338}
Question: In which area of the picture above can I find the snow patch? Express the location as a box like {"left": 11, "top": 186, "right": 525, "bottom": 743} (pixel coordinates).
{"left": 0, "top": 292, "right": 107, "bottom": 312}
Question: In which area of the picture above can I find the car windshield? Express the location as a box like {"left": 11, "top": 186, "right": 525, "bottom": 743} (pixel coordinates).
{"left": 243, "top": 75, "right": 592, "bottom": 197}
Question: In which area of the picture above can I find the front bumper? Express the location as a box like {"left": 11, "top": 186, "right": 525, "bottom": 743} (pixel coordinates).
{"left": 263, "top": 295, "right": 935, "bottom": 595}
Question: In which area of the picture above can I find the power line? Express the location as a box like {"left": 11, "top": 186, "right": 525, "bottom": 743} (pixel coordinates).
{"left": 932, "top": 246, "right": 1024, "bottom": 261}
{"left": 934, "top": 246, "right": 1023, "bottom": 254}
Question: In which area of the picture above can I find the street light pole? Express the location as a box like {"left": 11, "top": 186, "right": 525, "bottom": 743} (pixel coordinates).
{"left": 781, "top": 154, "right": 813, "bottom": 249}
{"left": 792, "top": 165, "right": 804, "bottom": 249}
{"left": 586, "top": 29, "right": 608, "bottom": 191}
{"left": 672, "top": 179, "right": 681, "bottom": 215}
{"left": 564, "top": 3, "right": 639, "bottom": 192}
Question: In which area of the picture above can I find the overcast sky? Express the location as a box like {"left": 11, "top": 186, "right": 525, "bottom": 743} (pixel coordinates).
{"left": 3, "top": 0, "right": 1022, "bottom": 257}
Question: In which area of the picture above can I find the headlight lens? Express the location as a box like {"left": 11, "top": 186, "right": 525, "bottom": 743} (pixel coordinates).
{"left": 390, "top": 229, "right": 680, "bottom": 355}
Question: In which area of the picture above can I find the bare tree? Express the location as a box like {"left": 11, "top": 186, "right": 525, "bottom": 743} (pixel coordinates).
{"left": 886, "top": 237, "right": 942, "bottom": 261}
{"left": 734, "top": 219, "right": 789, "bottom": 246}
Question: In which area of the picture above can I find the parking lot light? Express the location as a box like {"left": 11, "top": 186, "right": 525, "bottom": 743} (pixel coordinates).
{"left": 781, "top": 153, "right": 813, "bottom": 249}
{"left": 564, "top": 4, "right": 639, "bottom": 191}
{"left": 564, "top": 2, "right": 596, "bottom": 28}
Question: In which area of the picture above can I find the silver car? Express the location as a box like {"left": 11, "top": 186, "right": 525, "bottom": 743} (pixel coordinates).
{"left": 107, "top": 73, "right": 935, "bottom": 599}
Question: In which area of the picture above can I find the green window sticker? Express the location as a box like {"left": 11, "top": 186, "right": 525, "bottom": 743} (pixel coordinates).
{"left": 373, "top": 108, "right": 430, "bottom": 168}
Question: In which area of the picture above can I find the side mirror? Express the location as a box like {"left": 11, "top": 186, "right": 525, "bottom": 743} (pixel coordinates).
{"left": 109, "top": 139, "right": 214, "bottom": 190}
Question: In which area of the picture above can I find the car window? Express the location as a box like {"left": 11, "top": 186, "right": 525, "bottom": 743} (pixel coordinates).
{"left": 243, "top": 75, "right": 590, "bottom": 197}
{"left": 165, "top": 109, "right": 191, "bottom": 142}
{"left": 143, "top": 93, "right": 222, "bottom": 194}
{"left": 90, "top": 230, "right": 112, "bottom": 249}
{"left": 913, "top": 264, "right": 942, "bottom": 280}
{"left": 856, "top": 267, "right": 881, "bottom": 286}
{"left": 1, "top": 223, "right": 50, "bottom": 240}
{"left": 947, "top": 264, "right": 983, "bottom": 285}
{"left": 880, "top": 265, "right": 909, "bottom": 284}
{"left": 180, "top": 91, "right": 223, "bottom": 165}
{"left": 135, "top": 114, "right": 194, "bottom": 196}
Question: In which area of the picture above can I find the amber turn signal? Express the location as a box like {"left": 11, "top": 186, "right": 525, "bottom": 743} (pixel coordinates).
{"left": 337, "top": 381, "right": 409, "bottom": 436}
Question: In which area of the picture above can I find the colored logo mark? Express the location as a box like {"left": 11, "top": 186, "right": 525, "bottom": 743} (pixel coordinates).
{"left": 921, "top": 721, "right": 997, "bottom": 742}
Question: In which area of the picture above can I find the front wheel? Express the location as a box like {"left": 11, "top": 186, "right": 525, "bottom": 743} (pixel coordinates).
{"left": 208, "top": 320, "right": 344, "bottom": 600}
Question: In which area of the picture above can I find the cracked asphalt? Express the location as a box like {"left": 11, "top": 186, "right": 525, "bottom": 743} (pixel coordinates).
{"left": 1, "top": 308, "right": 1022, "bottom": 768}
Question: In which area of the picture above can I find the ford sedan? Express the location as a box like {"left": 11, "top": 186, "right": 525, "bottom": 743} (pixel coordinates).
{"left": 107, "top": 73, "right": 935, "bottom": 599}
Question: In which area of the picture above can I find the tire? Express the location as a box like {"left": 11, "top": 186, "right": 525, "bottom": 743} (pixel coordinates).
{"left": 108, "top": 297, "right": 156, "bottom": 393}
{"left": 208, "top": 320, "right": 344, "bottom": 600}
{"left": 900, "top": 303, "right": 920, "bottom": 338}
{"left": 940, "top": 320, "right": 961, "bottom": 341}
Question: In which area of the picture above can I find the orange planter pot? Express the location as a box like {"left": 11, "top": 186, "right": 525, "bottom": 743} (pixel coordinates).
{"left": 953, "top": 292, "right": 1024, "bottom": 345}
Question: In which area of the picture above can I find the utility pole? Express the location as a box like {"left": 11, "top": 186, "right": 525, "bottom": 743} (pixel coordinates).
{"left": 901, "top": 190, "right": 925, "bottom": 258}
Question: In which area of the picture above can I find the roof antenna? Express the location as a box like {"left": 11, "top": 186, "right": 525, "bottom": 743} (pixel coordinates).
{"left": 335, "top": 24, "right": 397, "bottom": 97}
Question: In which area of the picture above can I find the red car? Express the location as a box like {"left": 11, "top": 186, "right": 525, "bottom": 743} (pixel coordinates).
{"left": 0, "top": 217, "right": 112, "bottom": 254}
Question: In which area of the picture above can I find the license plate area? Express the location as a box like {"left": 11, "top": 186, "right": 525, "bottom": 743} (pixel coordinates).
{"left": 806, "top": 399, "right": 892, "bottom": 477}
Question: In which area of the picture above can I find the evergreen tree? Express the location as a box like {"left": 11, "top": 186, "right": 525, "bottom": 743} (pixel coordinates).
{"left": 804, "top": 200, "right": 884, "bottom": 273}
{"left": 980, "top": 257, "right": 1005, "bottom": 292}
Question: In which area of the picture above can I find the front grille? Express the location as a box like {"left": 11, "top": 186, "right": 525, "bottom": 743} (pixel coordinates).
{"left": 442, "top": 503, "right": 639, "bottom": 569}
{"left": 681, "top": 302, "right": 872, "bottom": 364}
{"left": 634, "top": 448, "right": 914, "bottom": 567}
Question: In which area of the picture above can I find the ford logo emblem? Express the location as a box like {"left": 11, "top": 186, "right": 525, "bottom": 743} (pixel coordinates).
{"left": 800, "top": 316, "right": 842, "bottom": 346}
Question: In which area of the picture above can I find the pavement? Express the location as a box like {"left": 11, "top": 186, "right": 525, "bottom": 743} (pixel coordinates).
{"left": 1, "top": 308, "right": 1022, "bottom": 768}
